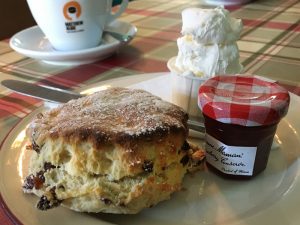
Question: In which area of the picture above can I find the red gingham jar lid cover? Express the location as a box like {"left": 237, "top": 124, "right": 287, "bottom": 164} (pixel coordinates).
{"left": 198, "top": 75, "right": 290, "bottom": 126}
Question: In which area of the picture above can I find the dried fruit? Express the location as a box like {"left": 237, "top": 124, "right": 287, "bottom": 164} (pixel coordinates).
{"left": 180, "top": 154, "right": 189, "bottom": 166}
{"left": 142, "top": 160, "right": 153, "bottom": 173}
{"left": 31, "top": 140, "right": 41, "bottom": 153}
{"left": 23, "top": 162, "right": 57, "bottom": 191}
{"left": 181, "top": 141, "right": 190, "bottom": 151}
{"left": 100, "top": 197, "right": 112, "bottom": 205}
{"left": 44, "top": 162, "right": 56, "bottom": 171}
{"left": 23, "top": 174, "right": 35, "bottom": 190}
{"left": 36, "top": 188, "right": 61, "bottom": 210}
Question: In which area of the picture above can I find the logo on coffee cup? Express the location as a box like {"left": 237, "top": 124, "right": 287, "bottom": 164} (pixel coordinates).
{"left": 63, "top": 1, "right": 84, "bottom": 33}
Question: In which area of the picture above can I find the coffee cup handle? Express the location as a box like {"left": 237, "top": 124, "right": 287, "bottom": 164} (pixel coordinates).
{"left": 108, "top": 0, "right": 129, "bottom": 23}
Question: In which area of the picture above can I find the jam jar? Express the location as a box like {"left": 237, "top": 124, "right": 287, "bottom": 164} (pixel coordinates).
{"left": 198, "top": 75, "right": 290, "bottom": 178}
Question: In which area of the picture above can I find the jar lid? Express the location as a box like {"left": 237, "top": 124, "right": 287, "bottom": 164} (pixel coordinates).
{"left": 198, "top": 75, "right": 290, "bottom": 126}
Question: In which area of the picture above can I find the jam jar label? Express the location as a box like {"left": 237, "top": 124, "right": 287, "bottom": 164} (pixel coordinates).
{"left": 205, "top": 134, "right": 257, "bottom": 176}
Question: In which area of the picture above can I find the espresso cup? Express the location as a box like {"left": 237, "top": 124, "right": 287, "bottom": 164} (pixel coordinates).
{"left": 26, "top": 0, "right": 128, "bottom": 51}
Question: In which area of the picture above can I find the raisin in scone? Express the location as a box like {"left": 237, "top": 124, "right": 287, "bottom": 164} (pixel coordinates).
{"left": 23, "top": 87, "right": 204, "bottom": 214}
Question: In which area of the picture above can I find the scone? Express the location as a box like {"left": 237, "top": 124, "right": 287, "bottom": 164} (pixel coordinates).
{"left": 23, "top": 87, "right": 204, "bottom": 214}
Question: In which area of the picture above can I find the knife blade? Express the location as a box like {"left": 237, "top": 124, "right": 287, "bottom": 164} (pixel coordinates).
{"left": 1, "top": 79, "right": 205, "bottom": 133}
{"left": 1, "top": 79, "right": 82, "bottom": 103}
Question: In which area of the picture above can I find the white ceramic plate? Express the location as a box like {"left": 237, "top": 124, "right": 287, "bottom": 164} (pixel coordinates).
{"left": 1, "top": 73, "right": 300, "bottom": 225}
{"left": 9, "top": 20, "right": 137, "bottom": 66}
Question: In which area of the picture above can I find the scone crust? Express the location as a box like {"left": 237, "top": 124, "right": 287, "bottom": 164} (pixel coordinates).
{"left": 28, "top": 87, "right": 188, "bottom": 149}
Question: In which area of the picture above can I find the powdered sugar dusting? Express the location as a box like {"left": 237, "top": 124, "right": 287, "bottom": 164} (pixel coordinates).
{"left": 29, "top": 88, "right": 188, "bottom": 146}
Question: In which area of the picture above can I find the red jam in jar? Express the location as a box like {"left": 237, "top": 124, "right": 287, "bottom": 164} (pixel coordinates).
{"left": 198, "top": 75, "right": 290, "bottom": 178}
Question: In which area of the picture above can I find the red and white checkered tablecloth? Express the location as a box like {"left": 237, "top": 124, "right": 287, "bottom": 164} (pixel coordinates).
{"left": 0, "top": 0, "right": 299, "bottom": 224}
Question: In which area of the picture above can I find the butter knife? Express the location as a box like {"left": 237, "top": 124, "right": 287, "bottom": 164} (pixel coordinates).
{"left": 1, "top": 80, "right": 82, "bottom": 102}
{"left": 1, "top": 79, "right": 205, "bottom": 133}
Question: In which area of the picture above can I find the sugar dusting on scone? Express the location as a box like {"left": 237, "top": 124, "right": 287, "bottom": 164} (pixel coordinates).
{"left": 23, "top": 87, "right": 205, "bottom": 214}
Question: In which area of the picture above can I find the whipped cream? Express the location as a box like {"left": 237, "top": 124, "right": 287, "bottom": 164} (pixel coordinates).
{"left": 169, "top": 7, "right": 243, "bottom": 118}
{"left": 176, "top": 35, "right": 243, "bottom": 78}
{"left": 181, "top": 7, "right": 243, "bottom": 44}
{"left": 175, "top": 7, "right": 243, "bottom": 78}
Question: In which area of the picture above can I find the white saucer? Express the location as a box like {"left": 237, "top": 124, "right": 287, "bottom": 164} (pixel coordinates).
{"left": 9, "top": 20, "right": 137, "bottom": 66}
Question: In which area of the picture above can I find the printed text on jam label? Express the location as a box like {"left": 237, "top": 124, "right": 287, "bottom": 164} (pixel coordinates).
{"left": 205, "top": 134, "right": 257, "bottom": 176}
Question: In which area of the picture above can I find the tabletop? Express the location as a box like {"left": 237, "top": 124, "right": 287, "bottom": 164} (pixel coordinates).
{"left": 0, "top": 0, "right": 299, "bottom": 224}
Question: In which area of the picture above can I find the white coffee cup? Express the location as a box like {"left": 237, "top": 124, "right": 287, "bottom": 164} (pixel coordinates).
{"left": 26, "top": 0, "right": 128, "bottom": 51}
